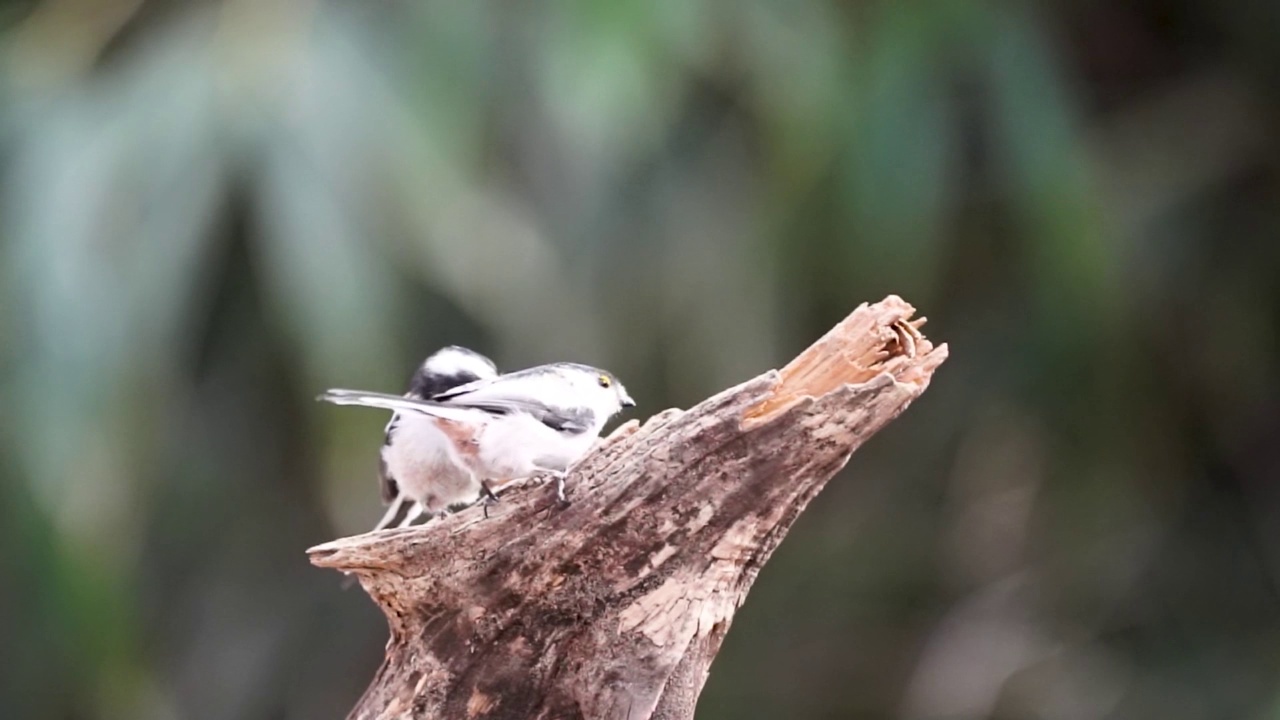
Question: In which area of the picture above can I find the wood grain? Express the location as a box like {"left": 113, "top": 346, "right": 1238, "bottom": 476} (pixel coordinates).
{"left": 309, "top": 295, "right": 948, "bottom": 720}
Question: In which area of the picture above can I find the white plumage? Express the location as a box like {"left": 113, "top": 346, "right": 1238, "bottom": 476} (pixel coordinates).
{"left": 322, "top": 357, "right": 635, "bottom": 529}
{"left": 374, "top": 346, "right": 498, "bottom": 529}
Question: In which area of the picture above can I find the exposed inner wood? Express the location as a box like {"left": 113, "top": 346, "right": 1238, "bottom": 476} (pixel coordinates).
{"left": 309, "top": 295, "right": 948, "bottom": 720}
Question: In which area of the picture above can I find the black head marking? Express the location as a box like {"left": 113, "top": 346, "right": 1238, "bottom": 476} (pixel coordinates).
{"left": 408, "top": 369, "right": 486, "bottom": 399}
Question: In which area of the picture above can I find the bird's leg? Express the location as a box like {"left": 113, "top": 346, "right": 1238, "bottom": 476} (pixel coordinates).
{"left": 373, "top": 494, "right": 409, "bottom": 532}
{"left": 529, "top": 469, "right": 570, "bottom": 504}
{"left": 478, "top": 480, "right": 501, "bottom": 519}
{"left": 398, "top": 502, "right": 426, "bottom": 528}
{"left": 543, "top": 471, "right": 568, "bottom": 504}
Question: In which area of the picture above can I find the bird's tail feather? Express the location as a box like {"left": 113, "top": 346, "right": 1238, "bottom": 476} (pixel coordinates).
{"left": 317, "top": 388, "right": 474, "bottom": 421}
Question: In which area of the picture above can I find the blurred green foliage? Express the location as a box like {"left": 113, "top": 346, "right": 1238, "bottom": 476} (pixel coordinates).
{"left": 1, "top": 1, "right": 1278, "bottom": 718}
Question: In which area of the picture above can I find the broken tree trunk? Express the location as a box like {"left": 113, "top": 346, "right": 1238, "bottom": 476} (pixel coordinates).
{"left": 309, "top": 295, "right": 948, "bottom": 720}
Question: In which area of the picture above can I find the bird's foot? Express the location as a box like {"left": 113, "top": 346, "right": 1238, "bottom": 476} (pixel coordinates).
{"left": 545, "top": 472, "right": 568, "bottom": 505}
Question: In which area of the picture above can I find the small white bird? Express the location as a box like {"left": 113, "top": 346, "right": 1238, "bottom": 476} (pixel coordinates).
{"left": 321, "top": 361, "right": 636, "bottom": 510}
{"left": 374, "top": 346, "right": 499, "bottom": 530}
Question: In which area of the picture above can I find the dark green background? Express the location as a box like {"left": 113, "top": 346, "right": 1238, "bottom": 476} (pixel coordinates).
{"left": 2, "top": 2, "right": 1278, "bottom": 718}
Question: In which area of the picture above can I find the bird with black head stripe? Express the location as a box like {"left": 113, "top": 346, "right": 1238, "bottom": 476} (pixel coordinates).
{"left": 374, "top": 345, "right": 499, "bottom": 530}
{"left": 322, "top": 359, "right": 636, "bottom": 513}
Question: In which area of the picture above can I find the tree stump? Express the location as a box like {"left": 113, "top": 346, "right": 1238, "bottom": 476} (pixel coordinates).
{"left": 309, "top": 295, "right": 948, "bottom": 720}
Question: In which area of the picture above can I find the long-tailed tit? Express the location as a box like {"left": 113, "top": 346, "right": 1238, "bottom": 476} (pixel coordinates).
{"left": 374, "top": 345, "right": 498, "bottom": 530}
{"left": 321, "top": 361, "right": 636, "bottom": 507}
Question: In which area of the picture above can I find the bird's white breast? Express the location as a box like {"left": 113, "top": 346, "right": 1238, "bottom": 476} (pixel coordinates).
{"left": 474, "top": 413, "right": 597, "bottom": 479}
{"left": 382, "top": 414, "right": 482, "bottom": 512}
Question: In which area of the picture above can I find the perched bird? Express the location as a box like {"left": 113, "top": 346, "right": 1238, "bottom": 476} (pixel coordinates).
{"left": 320, "top": 362, "right": 636, "bottom": 507}
{"left": 374, "top": 346, "right": 499, "bottom": 530}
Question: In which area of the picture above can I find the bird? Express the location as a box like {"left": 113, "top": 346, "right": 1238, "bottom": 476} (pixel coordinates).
{"left": 320, "top": 361, "right": 636, "bottom": 510}
{"left": 373, "top": 345, "right": 499, "bottom": 530}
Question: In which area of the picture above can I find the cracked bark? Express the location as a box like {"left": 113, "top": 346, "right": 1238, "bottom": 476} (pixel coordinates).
{"left": 309, "top": 295, "right": 948, "bottom": 720}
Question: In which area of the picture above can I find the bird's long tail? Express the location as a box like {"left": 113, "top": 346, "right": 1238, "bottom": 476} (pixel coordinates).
{"left": 317, "top": 388, "right": 474, "bottom": 421}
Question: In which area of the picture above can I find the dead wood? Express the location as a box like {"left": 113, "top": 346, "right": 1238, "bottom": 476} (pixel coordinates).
{"left": 309, "top": 295, "right": 948, "bottom": 720}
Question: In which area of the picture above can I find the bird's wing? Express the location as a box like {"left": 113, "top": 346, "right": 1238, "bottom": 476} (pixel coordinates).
{"left": 321, "top": 379, "right": 594, "bottom": 434}
{"left": 428, "top": 374, "right": 594, "bottom": 433}
{"left": 457, "top": 400, "right": 592, "bottom": 433}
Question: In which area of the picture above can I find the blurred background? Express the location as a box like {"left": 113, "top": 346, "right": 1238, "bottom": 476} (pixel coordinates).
{"left": 1, "top": 1, "right": 1278, "bottom": 718}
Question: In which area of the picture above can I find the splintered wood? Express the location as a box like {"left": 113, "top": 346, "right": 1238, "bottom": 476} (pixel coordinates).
{"left": 745, "top": 295, "right": 942, "bottom": 425}
{"left": 309, "top": 295, "right": 947, "bottom": 720}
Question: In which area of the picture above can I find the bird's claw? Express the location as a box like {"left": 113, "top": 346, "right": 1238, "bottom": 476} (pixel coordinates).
{"left": 479, "top": 484, "right": 500, "bottom": 519}
{"left": 549, "top": 472, "right": 570, "bottom": 505}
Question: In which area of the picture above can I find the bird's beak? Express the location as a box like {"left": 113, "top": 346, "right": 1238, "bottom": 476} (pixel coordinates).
{"left": 621, "top": 392, "right": 636, "bottom": 408}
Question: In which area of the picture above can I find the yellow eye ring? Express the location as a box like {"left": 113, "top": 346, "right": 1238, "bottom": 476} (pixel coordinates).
{"left": 598, "top": 375, "right": 612, "bottom": 388}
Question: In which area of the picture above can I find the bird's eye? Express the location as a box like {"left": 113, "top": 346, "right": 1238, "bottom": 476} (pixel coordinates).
{"left": 598, "top": 375, "right": 612, "bottom": 388}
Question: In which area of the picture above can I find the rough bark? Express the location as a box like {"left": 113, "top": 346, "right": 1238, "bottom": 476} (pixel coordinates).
{"left": 309, "top": 295, "right": 948, "bottom": 720}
